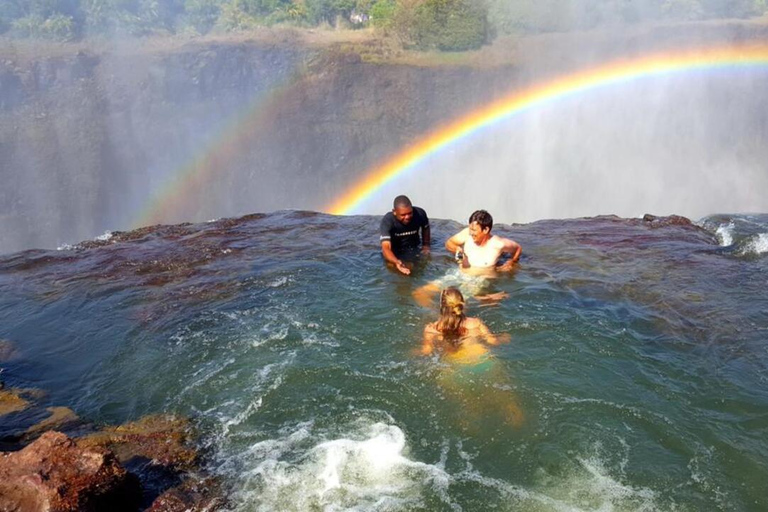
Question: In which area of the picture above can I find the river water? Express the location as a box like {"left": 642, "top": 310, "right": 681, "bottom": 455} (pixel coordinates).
{"left": 1, "top": 211, "right": 767, "bottom": 511}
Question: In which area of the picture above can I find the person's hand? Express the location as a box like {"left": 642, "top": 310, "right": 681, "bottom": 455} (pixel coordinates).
{"left": 460, "top": 252, "right": 470, "bottom": 268}
{"left": 498, "top": 259, "right": 516, "bottom": 272}
{"left": 395, "top": 260, "right": 411, "bottom": 275}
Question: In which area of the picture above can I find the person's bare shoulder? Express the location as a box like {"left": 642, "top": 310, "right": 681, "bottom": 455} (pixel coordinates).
{"left": 424, "top": 322, "right": 440, "bottom": 334}
{"left": 491, "top": 235, "right": 508, "bottom": 250}
{"left": 463, "top": 317, "right": 482, "bottom": 330}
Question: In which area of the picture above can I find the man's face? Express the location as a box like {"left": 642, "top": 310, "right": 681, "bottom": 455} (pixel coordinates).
{"left": 393, "top": 205, "right": 414, "bottom": 225}
{"left": 469, "top": 221, "right": 490, "bottom": 244}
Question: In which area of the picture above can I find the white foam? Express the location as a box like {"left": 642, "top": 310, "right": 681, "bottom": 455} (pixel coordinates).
{"left": 95, "top": 231, "right": 113, "bottom": 241}
{"left": 228, "top": 422, "right": 451, "bottom": 511}
{"left": 268, "top": 276, "right": 290, "bottom": 288}
{"left": 457, "top": 452, "right": 662, "bottom": 512}
{"left": 742, "top": 233, "right": 768, "bottom": 255}
{"left": 714, "top": 222, "right": 734, "bottom": 246}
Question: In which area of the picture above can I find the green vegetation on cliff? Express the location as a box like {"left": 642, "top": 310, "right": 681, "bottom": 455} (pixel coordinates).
{"left": 1, "top": 0, "right": 766, "bottom": 49}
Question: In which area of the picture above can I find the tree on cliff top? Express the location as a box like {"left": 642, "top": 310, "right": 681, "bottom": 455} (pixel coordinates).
{"left": 0, "top": 0, "right": 766, "bottom": 41}
{"left": 372, "top": 0, "right": 489, "bottom": 51}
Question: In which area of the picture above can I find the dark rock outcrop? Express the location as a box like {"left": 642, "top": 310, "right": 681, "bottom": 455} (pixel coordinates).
{"left": 642, "top": 213, "right": 694, "bottom": 227}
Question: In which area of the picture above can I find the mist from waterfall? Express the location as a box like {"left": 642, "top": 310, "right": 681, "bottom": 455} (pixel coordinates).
{"left": 0, "top": 19, "right": 767, "bottom": 254}
{"left": 379, "top": 57, "right": 768, "bottom": 225}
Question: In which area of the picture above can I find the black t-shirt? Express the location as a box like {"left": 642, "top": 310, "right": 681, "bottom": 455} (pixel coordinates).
{"left": 379, "top": 207, "right": 429, "bottom": 255}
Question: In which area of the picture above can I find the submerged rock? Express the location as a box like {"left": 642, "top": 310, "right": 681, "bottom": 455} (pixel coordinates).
{"left": 78, "top": 414, "right": 222, "bottom": 509}
{"left": 148, "top": 477, "right": 226, "bottom": 512}
{"left": 0, "top": 388, "right": 29, "bottom": 416}
{"left": 79, "top": 414, "right": 198, "bottom": 471}
{"left": 23, "top": 406, "right": 83, "bottom": 441}
{"left": 0, "top": 431, "right": 142, "bottom": 512}
{"left": 0, "top": 339, "right": 18, "bottom": 361}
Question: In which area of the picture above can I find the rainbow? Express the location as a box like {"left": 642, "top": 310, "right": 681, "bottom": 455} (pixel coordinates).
{"left": 326, "top": 43, "right": 768, "bottom": 215}
{"left": 133, "top": 69, "right": 304, "bottom": 229}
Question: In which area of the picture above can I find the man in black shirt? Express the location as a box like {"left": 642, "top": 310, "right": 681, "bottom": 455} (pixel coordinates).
{"left": 380, "top": 195, "right": 431, "bottom": 275}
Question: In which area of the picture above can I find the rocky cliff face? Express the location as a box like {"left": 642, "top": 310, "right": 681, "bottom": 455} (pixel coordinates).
{"left": 0, "top": 36, "right": 521, "bottom": 254}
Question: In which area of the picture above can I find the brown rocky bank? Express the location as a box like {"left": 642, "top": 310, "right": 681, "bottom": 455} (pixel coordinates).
{"left": 0, "top": 406, "right": 225, "bottom": 511}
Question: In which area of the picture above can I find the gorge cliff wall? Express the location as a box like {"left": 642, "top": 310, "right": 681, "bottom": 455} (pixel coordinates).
{"left": 0, "top": 35, "right": 524, "bottom": 254}
{"left": 2, "top": 23, "right": 768, "bottom": 254}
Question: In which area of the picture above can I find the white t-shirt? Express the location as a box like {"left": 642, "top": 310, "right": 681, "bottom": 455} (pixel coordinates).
{"left": 458, "top": 228, "right": 505, "bottom": 268}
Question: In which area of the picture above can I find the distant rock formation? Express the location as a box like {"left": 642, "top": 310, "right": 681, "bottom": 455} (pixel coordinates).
{"left": 642, "top": 213, "right": 694, "bottom": 227}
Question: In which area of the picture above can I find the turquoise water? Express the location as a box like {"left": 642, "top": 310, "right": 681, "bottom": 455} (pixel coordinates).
{"left": 1, "top": 212, "right": 767, "bottom": 511}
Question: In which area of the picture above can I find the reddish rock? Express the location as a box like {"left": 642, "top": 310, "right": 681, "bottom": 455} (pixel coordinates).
{"left": 148, "top": 477, "right": 227, "bottom": 512}
{"left": 79, "top": 415, "right": 198, "bottom": 471}
{"left": 0, "top": 431, "right": 141, "bottom": 512}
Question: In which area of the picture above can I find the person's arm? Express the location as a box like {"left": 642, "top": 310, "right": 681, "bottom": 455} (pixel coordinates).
{"left": 381, "top": 240, "right": 411, "bottom": 275}
{"left": 380, "top": 215, "right": 410, "bottom": 275}
{"left": 419, "top": 208, "right": 431, "bottom": 253}
{"left": 497, "top": 237, "right": 522, "bottom": 271}
{"left": 445, "top": 228, "right": 468, "bottom": 254}
{"left": 421, "top": 325, "right": 438, "bottom": 355}
{"left": 421, "top": 225, "right": 431, "bottom": 253}
{"left": 413, "top": 281, "right": 440, "bottom": 308}
{"left": 504, "top": 237, "right": 522, "bottom": 262}
{"left": 474, "top": 317, "right": 511, "bottom": 345}
{"left": 475, "top": 318, "right": 499, "bottom": 345}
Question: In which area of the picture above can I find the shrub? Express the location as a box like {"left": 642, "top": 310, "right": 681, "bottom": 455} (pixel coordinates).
{"left": 370, "top": 0, "right": 395, "bottom": 27}
{"left": 398, "top": 0, "right": 488, "bottom": 51}
{"left": 181, "top": 0, "right": 223, "bottom": 33}
{"left": 215, "top": 0, "right": 260, "bottom": 30}
{"left": 11, "top": 12, "right": 76, "bottom": 39}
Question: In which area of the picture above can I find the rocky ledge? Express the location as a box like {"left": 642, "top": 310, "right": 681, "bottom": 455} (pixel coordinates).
{"left": 0, "top": 345, "right": 225, "bottom": 512}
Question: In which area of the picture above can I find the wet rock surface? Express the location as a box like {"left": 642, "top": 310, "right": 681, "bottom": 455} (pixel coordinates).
{"left": 0, "top": 339, "right": 19, "bottom": 361}
{"left": 0, "top": 388, "right": 29, "bottom": 416}
{"left": 79, "top": 415, "right": 198, "bottom": 471}
{"left": 0, "top": 398, "right": 224, "bottom": 511}
{"left": 147, "top": 477, "right": 226, "bottom": 512}
{"left": 0, "top": 431, "right": 142, "bottom": 512}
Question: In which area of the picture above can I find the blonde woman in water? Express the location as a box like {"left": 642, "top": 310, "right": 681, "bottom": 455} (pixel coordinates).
{"left": 422, "top": 287, "right": 502, "bottom": 358}
{"left": 421, "top": 287, "right": 524, "bottom": 428}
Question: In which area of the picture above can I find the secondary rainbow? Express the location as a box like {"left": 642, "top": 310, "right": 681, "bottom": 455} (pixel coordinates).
{"left": 134, "top": 68, "right": 303, "bottom": 229}
{"left": 326, "top": 43, "right": 768, "bottom": 215}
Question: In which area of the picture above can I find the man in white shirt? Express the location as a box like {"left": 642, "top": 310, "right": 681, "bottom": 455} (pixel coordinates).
{"left": 413, "top": 210, "right": 520, "bottom": 307}
{"left": 445, "top": 210, "right": 521, "bottom": 271}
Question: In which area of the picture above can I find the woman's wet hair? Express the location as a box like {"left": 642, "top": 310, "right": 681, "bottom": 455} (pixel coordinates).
{"left": 436, "top": 287, "right": 466, "bottom": 336}
{"left": 469, "top": 210, "right": 493, "bottom": 231}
